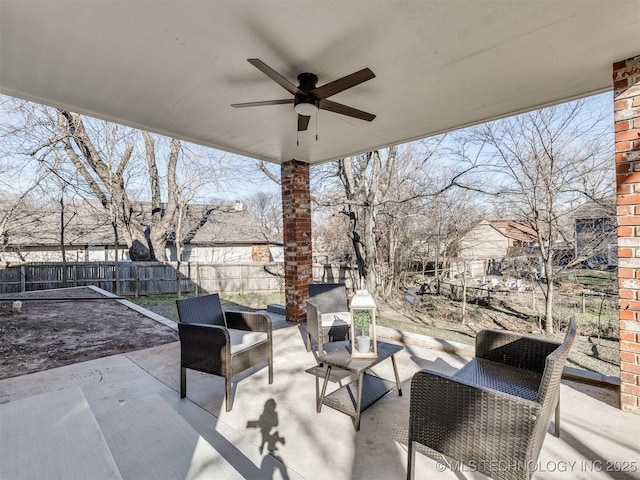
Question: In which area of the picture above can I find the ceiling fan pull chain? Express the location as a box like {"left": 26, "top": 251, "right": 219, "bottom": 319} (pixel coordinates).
{"left": 297, "top": 129, "right": 299, "bottom": 147}
{"left": 316, "top": 110, "right": 318, "bottom": 142}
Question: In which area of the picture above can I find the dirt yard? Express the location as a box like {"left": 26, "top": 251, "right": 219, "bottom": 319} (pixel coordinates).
{"left": 0, "top": 287, "right": 178, "bottom": 380}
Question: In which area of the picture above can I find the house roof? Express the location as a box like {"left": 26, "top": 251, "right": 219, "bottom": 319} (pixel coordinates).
{"left": 182, "top": 205, "right": 277, "bottom": 246}
{"left": 571, "top": 196, "right": 616, "bottom": 220}
{"left": 488, "top": 220, "right": 539, "bottom": 243}
{"left": 1, "top": 1, "right": 638, "bottom": 165}
{"left": 0, "top": 200, "right": 115, "bottom": 247}
{"left": 0, "top": 200, "right": 277, "bottom": 248}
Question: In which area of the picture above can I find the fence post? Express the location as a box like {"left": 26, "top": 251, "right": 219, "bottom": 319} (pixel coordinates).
{"left": 114, "top": 262, "right": 119, "bottom": 295}
{"left": 531, "top": 286, "right": 536, "bottom": 309}
{"left": 134, "top": 265, "right": 139, "bottom": 298}
{"left": 20, "top": 265, "right": 26, "bottom": 292}
{"left": 195, "top": 263, "right": 200, "bottom": 296}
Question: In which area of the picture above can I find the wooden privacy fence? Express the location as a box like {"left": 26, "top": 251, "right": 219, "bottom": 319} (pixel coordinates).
{"left": 0, "top": 262, "right": 287, "bottom": 297}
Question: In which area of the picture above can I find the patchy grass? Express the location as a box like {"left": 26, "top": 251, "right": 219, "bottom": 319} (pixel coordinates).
{"left": 129, "top": 293, "right": 285, "bottom": 322}
{"left": 129, "top": 283, "right": 620, "bottom": 378}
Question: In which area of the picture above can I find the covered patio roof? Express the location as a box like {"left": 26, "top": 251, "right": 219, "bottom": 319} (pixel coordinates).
{"left": 1, "top": 1, "right": 639, "bottom": 165}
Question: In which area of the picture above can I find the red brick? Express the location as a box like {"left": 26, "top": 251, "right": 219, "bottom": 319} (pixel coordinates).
{"left": 621, "top": 330, "right": 639, "bottom": 341}
{"left": 621, "top": 340, "right": 640, "bottom": 354}
{"left": 617, "top": 141, "right": 632, "bottom": 153}
{"left": 620, "top": 382, "right": 640, "bottom": 397}
{"left": 617, "top": 216, "right": 640, "bottom": 226}
{"left": 616, "top": 120, "right": 632, "bottom": 132}
{"left": 619, "top": 248, "right": 634, "bottom": 258}
{"left": 619, "top": 289, "right": 635, "bottom": 300}
{"left": 619, "top": 268, "right": 635, "bottom": 278}
{"left": 617, "top": 193, "right": 640, "bottom": 205}
{"left": 615, "top": 99, "right": 632, "bottom": 111}
{"left": 618, "top": 226, "right": 634, "bottom": 237}
{"left": 617, "top": 120, "right": 633, "bottom": 132}
{"left": 620, "top": 309, "right": 636, "bottom": 320}
{"left": 621, "top": 372, "right": 639, "bottom": 385}
{"left": 621, "top": 351, "right": 638, "bottom": 363}
{"left": 617, "top": 163, "right": 633, "bottom": 175}
{"left": 618, "top": 184, "right": 634, "bottom": 195}
{"left": 613, "top": 59, "right": 629, "bottom": 70}
{"left": 622, "top": 361, "right": 640, "bottom": 375}
{"left": 617, "top": 129, "right": 640, "bottom": 142}
{"left": 621, "top": 393, "right": 639, "bottom": 407}
{"left": 615, "top": 78, "right": 631, "bottom": 91}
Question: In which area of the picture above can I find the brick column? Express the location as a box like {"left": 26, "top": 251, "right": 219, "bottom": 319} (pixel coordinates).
{"left": 281, "top": 160, "right": 312, "bottom": 323}
{"left": 614, "top": 54, "right": 640, "bottom": 414}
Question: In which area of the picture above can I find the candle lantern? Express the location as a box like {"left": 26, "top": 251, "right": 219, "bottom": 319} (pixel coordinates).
{"left": 349, "top": 290, "right": 377, "bottom": 358}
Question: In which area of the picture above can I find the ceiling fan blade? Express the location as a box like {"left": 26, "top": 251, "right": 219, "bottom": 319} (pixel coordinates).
{"left": 231, "top": 99, "right": 293, "bottom": 108}
{"left": 310, "top": 68, "right": 375, "bottom": 100}
{"left": 247, "top": 59, "right": 304, "bottom": 96}
{"left": 319, "top": 99, "right": 376, "bottom": 121}
{"left": 298, "top": 115, "right": 310, "bottom": 132}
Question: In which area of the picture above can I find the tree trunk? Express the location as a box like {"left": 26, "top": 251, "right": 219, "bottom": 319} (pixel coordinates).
{"left": 544, "top": 259, "right": 554, "bottom": 333}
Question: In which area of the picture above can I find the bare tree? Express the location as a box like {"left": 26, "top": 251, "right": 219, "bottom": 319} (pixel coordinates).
{"left": 312, "top": 139, "right": 478, "bottom": 297}
{"left": 471, "top": 98, "right": 613, "bottom": 332}
{"left": 245, "top": 191, "right": 283, "bottom": 241}
{"left": 1, "top": 96, "right": 229, "bottom": 263}
{"left": 54, "top": 110, "right": 182, "bottom": 261}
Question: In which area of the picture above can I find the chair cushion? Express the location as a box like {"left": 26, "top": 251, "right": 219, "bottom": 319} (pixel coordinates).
{"left": 320, "top": 311, "right": 352, "bottom": 328}
{"left": 228, "top": 328, "right": 269, "bottom": 355}
{"left": 452, "top": 357, "right": 541, "bottom": 402}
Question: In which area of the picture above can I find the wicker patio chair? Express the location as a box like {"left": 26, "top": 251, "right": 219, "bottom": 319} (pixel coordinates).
{"left": 176, "top": 294, "right": 273, "bottom": 412}
{"left": 407, "top": 317, "right": 577, "bottom": 480}
{"left": 306, "top": 283, "right": 352, "bottom": 354}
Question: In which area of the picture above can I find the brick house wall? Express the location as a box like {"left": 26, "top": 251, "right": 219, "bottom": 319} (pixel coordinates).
{"left": 614, "top": 54, "right": 640, "bottom": 414}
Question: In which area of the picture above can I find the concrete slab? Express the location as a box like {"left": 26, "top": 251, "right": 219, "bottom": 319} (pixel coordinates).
{"left": 0, "top": 386, "right": 121, "bottom": 480}
{"left": 1, "top": 318, "right": 639, "bottom": 480}
{"left": 96, "top": 393, "right": 248, "bottom": 480}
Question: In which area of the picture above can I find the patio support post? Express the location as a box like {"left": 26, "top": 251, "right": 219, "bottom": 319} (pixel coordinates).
{"left": 614, "top": 54, "right": 640, "bottom": 414}
{"left": 281, "top": 159, "right": 312, "bottom": 323}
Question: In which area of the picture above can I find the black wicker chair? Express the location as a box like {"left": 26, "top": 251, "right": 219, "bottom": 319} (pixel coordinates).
{"left": 407, "top": 317, "right": 577, "bottom": 480}
{"left": 176, "top": 294, "right": 273, "bottom": 411}
{"left": 306, "top": 283, "right": 352, "bottom": 354}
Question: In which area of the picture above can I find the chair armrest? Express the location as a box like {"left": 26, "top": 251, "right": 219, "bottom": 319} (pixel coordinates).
{"left": 178, "top": 322, "right": 229, "bottom": 337}
{"left": 225, "top": 310, "right": 272, "bottom": 334}
{"left": 178, "top": 323, "right": 231, "bottom": 361}
{"left": 409, "top": 369, "right": 541, "bottom": 471}
{"left": 306, "top": 300, "right": 320, "bottom": 332}
{"left": 475, "top": 329, "right": 561, "bottom": 373}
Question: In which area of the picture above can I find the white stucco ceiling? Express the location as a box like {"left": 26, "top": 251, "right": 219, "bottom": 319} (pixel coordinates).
{"left": 1, "top": 1, "right": 639, "bottom": 165}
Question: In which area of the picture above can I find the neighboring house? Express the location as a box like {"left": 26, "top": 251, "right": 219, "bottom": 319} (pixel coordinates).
{"left": 571, "top": 197, "right": 617, "bottom": 267}
{"left": 171, "top": 203, "right": 283, "bottom": 263}
{"left": 450, "top": 220, "right": 539, "bottom": 278}
{"left": 0, "top": 200, "right": 282, "bottom": 265}
{"left": 0, "top": 200, "right": 123, "bottom": 264}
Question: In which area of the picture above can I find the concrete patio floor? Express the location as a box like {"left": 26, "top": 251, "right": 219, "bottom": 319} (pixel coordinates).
{"left": 1, "top": 310, "right": 639, "bottom": 480}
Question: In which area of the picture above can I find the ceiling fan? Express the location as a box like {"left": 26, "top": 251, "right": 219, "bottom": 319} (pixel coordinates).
{"left": 231, "top": 59, "right": 376, "bottom": 132}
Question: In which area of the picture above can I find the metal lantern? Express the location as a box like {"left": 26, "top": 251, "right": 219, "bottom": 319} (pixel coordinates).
{"left": 349, "top": 290, "right": 377, "bottom": 358}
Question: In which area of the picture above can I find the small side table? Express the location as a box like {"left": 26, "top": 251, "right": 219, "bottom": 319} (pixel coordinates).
{"left": 315, "top": 340, "right": 403, "bottom": 431}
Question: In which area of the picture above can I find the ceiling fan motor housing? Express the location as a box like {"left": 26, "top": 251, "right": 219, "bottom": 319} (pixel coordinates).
{"left": 297, "top": 72, "right": 318, "bottom": 92}
{"left": 294, "top": 72, "right": 320, "bottom": 115}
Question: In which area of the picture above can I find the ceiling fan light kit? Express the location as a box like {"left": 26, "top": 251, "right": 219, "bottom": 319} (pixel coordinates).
{"left": 232, "top": 59, "right": 375, "bottom": 138}
{"left": 293, "top": 95, "right": 319, "bottom": 116}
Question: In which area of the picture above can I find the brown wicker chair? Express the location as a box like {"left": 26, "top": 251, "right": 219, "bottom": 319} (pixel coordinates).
{"left": 306, "top": 283, "right": 352, "bottom": 354}
{"left": 176, "top": 294, "right": 273, "bottom": 411}
{"left": 407, "top": 317, "right": 577, "bottom": 480}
